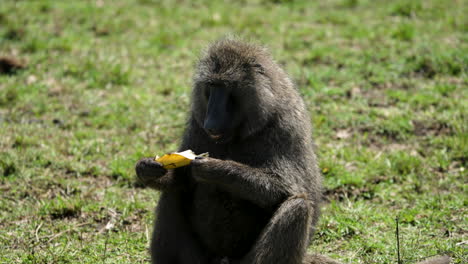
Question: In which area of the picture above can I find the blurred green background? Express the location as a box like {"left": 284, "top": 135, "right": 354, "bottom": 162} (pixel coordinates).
{"left": 0, "top": 0, "right": 466, "bottom": 263}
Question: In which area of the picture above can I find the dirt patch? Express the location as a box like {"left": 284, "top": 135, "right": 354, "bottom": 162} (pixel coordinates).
{"left": 0, "top": 157, "right": 17, "bottom": 177}
{"left": 324, "top": 185, "right": 375, "bottom": 202}
{"left": 301, "top": 54, "right": 333, "bottom": 66}
{"left": 121, "top": 208, "right": 149, "bottom": 232}
{"left": 91, "top": 25, "right": 110, "bottom": 36}
{"left": 361, "top": 89, "right": 392, "bottom": 107}
{"left": 334, "top": 129, "right": 352, "bottom": 140}
{"left": 413, "top": 59, "right": 437, "bottom": 79}
{"left": 5, "top": 27, "right": 26, "bottom": 40}
{"left": 0, "top": 56, "right": 26, "bottom": 75}
{"left": 452, "top": 156, "right": 467, "bottom": 168}
{"left": 412, "top": 120, "right": 453, "bottom": 136}
{"left": 50, "top": 207, "right": 81, "bottom": 220}
{"left": 345, "top": 124, "right": 418, "bottom": 150}
{"left": 359, "top": 125, "right": 404, "bottom": 142}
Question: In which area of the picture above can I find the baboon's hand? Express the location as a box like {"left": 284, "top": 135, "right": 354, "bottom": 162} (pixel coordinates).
{"left": 135, "top": 158, "right": 168, "bottom": 184}
{"left": 191, "top": 157, "right": 223, "bottom": 182}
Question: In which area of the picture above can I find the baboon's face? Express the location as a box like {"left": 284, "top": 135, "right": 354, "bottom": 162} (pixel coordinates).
{"left": 193, "top": 43, "right": 276, "bottom": 144}
{"left": 196, "top": 80, "right": 245, "bottom": 144}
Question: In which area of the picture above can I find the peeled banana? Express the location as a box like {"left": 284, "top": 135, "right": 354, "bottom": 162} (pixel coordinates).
{"left": 155, "top": 150, "right": 208, "bottom": 169}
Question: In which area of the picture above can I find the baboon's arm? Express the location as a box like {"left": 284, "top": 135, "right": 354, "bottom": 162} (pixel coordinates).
{"left": 191, "top": 157, "right": 288, "bottom": 208}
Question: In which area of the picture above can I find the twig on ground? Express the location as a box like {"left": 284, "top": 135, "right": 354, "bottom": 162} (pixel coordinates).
{"left": 396, "top": 216, "right": 402, "bottom": 264}
{"left": 103, "top": 228, "right": 110, "bottom": 263}
{"left": 42, "top": 222, "right": 91, "bottom": 244}
{"left": 35, "top": 222, "right": 43, "bottom": 242}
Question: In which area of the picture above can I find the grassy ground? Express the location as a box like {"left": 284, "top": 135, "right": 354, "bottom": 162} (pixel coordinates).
{"left": 0, "top": 0, "right": 466, "bottom": 263}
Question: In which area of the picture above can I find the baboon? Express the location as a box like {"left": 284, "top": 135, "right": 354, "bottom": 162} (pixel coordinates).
{"left": 135, "top": 39, "right": 450, "bottom": 264}
{"left": 136, "top": 39, "right": 331, "bottom": 264}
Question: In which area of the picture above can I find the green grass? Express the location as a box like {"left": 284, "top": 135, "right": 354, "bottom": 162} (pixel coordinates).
{"left": 0, "top": 0, "right": 466, "bottom": 263}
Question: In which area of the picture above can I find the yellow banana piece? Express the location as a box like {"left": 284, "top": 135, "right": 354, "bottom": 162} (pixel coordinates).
{"left": 155, "top": 150, "right": 208, "bottom": 169}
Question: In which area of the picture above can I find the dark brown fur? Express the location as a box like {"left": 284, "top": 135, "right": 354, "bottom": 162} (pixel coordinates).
{"left": 135, "top": 39, "right": 450, "bottom": 264}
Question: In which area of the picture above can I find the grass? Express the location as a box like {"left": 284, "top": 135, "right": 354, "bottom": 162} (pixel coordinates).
{"left": 0, "top": 0, "right": 466, "bottom": 263}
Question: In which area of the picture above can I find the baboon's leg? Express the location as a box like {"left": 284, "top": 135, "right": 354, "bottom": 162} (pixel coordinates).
{"left": 151, "top": 192, "right": 208, "bottom": 264}
{"left": 236, "top": 196, "right": 312, "bottom": 264}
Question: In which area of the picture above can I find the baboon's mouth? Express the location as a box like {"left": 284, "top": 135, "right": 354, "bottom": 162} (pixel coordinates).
{"left": 209, "top": 134, "right": 223, "bottom": 140}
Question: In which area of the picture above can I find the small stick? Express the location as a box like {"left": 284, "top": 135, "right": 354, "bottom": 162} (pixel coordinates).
{"left": 35, "top": 222, "right": 43, "bottom": 242}
{"left": 396, "top": 216, "right": 402, "bottom": 264}
{"left": 44, "top": 222, "right": 91, "bottom": 243}
{"left": 103, "top": 229, "right": 109, "bottom": 263}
